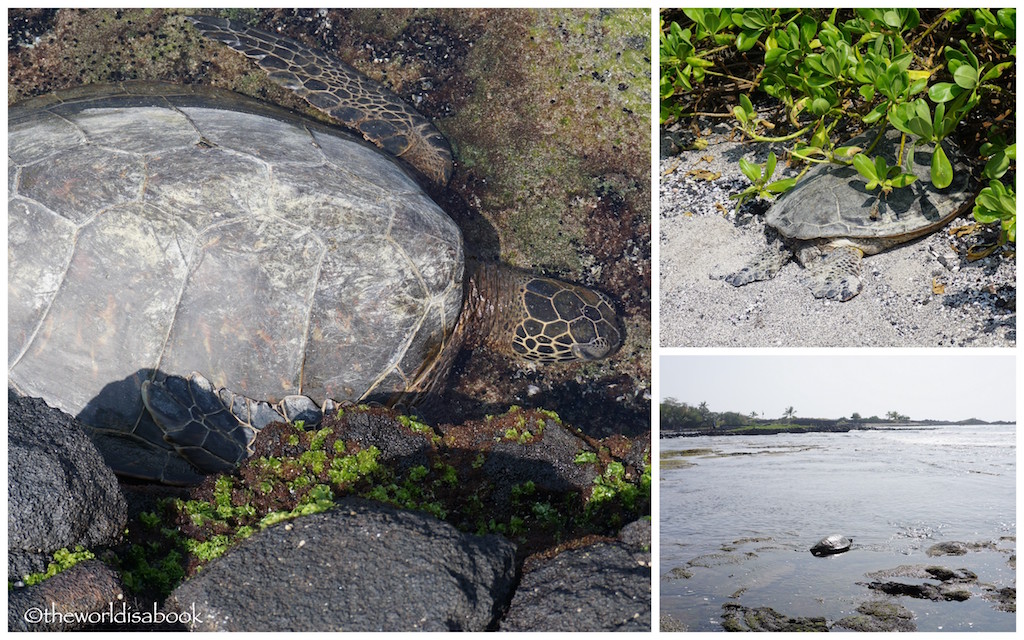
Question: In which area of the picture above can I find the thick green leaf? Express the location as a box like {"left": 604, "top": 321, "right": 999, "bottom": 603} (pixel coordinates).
{"left": 890, "top": 173, "right": 918, "bottom": 188}
{"left": 893, "top": 51, "right": 914, "bottom": 72}
{"left": 883, "top": 9, "right": 902, "bottom": 29}
{"left": 931, "top": 145, "right": 953, "bottom": 189}
{"left": 792, "top": 145, "right": 826, "bottom": 161}
{"left": 766, "top": 178, "right": 798, "bottom": 193}
{"left": 905, "top": 77, "right": 926, "bottom": 96}
{"left": 765, "top": 152, "right": 778, "bottom": 179}
{"left": 742, "top": 10, "right": 770, "bottom": 30}
{"left": 732, "top": 105, "right": 749, "bottom": 126}
{"left": 960, "top": 39, "right": 980, "bottom": 70}
{"left": 874, "top": 155, "right": 888, "bottom": 180}
{"left": 983, "top": 151, "right": 1010, "bottom": 180}
{"left": 739, "top": 157, "right": 761, "bottom": 183}
{"left": 907, "top": 116, "right": 933, "bottom": 140}
{"left": 981, "top": 61, "right": 1013, "bottom": 84}
{"left": 810, "top": 124, "right": 828, "bottom": 149}
{"left": 736, "top": 29, "right": 761, "bottom": 52}
{"left": 863, "top": 102, "right": 888, "bottom": 124}
{"left": 853, "top": 154, "right": 877, "bottom": 180}
{"left": 973, "top": 207, "right": 1002, "bottom": 224}
{"left": 803, "top": 54, "right": 827, "bottom": 75}
{"left": 823, "top": 50, "right": 842, "bottom": 77}
{"left": 997, "top": 8, "right": 1015, "bottom": 31}
{"left": 786, "top": 22, "right": 800, "bottom": 48}
{"left": 764, "top": 46, "right": 786, "bottom": 65}
{"left": 928, "top": 82, "right": 959, "bottom": 103}
{"left": 953, "top": 65, "right": 979, "bottom": 90}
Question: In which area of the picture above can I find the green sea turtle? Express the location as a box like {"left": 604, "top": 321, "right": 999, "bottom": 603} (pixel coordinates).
{"left": 810, "top": 534, "right": 853, "bottom": 556}
{"left": 726, "top": 129, "right": 975, "bottom": 301}
{"left": 7, "top": 16, "right": 622, "bottom": 484}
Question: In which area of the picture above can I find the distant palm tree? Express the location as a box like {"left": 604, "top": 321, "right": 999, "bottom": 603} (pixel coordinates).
{"left": 783, "top": 406, "right": 796, "bottom": 420}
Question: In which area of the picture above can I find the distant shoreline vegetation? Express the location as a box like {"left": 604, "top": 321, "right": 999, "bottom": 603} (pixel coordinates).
{"left": 661, "top": 399, "right": 1013, "bottom": 437}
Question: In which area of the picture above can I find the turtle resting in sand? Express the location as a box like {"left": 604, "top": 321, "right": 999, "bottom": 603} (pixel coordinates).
{"left": 810, "top": 534, "right": 853, "bottom": 557}
{"left": 7, "top": 16, "right": 622, "bottom": 484}
{"left": 726, "top": 128, "right": 975, "bottom": 301}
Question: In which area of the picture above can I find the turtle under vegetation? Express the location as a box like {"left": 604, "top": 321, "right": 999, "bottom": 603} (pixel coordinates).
{"left": 810, "top": 534, "right": 853, "bottom": 556}
{"left": 7, "top": 16, "right": 622, "bottom": 484}
{"left": 727, "top": 128, "right": 976, "bottom": 301}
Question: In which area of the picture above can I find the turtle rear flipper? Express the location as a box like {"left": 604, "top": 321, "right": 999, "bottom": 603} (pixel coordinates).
{"left": 142, "top": 372, "right": 271, "bottom": 474}
{"left": 803, "top": 244, "right": 864, "bottom": 301}
{"left": 725, "top": 238, "right": 791, "bottom": 287}
{"left": 187, "top": 15, "right": 452, "bottom": 187}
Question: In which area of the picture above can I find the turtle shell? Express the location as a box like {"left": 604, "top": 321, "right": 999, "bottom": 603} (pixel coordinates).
{"left": 810, "top": 534, "right": 852, "bottom": 556}
{"left": 767, "top": 128, "right": 975, "bottom": 244}
{"left": 8, "top": 83, "right": 464, "bottom": 440}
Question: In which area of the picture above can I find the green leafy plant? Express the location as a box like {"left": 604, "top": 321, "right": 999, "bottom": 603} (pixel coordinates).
{"left": 729, "top": 151, "right": 798, "bottom": 208}
{"left": 973, "top": 180, "right": 1016, "bottom": 246}
{"left": 852, "top": 152, "right": 918, "bottom": 195}
{"left": 17, "top": 546, "right": 96, "bottom": 587}
{"left": 661, "top": 8, "right": 1015, "bottom": 248}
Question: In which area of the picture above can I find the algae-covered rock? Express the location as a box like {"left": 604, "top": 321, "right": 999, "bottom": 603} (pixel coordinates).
{"left": 835, "top": 600, "right": 916, "bottom": 632}
{"left": 720, "top": 603, "right": 828, "bottom": 632}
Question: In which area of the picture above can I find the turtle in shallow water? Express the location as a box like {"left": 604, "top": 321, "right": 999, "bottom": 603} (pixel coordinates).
{"left": 810, "top": 534, "right": 853, "bottom": 557}
{"left": 726, "top": 128, "right": 975, "bottom": 301}
{"left": 7, "top": 16, "right": 622, "bottom": 484}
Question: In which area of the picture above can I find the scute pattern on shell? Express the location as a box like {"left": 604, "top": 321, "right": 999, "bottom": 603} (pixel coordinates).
{"left": 767, "top": 129, "right": 974, "bottom": 243}
{"left": 8, "top": 83, "right": 464, "bottom": 452}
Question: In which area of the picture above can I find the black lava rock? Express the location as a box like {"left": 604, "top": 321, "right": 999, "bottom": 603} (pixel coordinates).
{"left": 8, "top": 391, "right": 126, "bottom": 581}
{"left": 164, "top": 497, "right": 517, "bottom": 631}
{"left": 501, "top": 542, "right": 651, "bottom": 631}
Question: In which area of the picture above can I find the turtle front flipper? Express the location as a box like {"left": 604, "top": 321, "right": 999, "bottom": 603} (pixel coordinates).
{"left": 141, "top": 372, "right": 296, "bottom": 475}
{"left": 186, "top": 15, "right": 452, "bottom": 188}
{"left": 725, "top": 238, "right": 791, "bottom": 287}
{"left": 803, "top": 244, "right": 864, "bottom": 301}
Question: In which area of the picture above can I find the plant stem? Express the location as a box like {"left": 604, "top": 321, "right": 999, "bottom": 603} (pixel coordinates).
{"left": 910, "top": 9, "right": 954, "bottom": 49}
{"left": 740, "top": 122, "right": 814, "bottom": 143}
{"left": 704, "top": 69, "right": 758, "bottom": 89}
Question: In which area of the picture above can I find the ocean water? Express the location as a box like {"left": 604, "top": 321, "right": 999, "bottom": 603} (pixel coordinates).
{"left": 660, "top": 424, "right": 1016, "bottom": 632}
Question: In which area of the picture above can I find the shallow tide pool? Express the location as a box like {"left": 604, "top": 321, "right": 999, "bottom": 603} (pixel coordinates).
{"left": 660, "top": 425, "right": 1016, "bottom": 631}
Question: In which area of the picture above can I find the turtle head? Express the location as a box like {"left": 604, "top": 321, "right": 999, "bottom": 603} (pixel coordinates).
{"left": 466, "top": 263, "right": 622, "bottom": 363}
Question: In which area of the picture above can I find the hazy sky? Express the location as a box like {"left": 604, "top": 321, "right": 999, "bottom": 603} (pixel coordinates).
{"left": 660, "top": 354, "right": 1016, "bottom": 422}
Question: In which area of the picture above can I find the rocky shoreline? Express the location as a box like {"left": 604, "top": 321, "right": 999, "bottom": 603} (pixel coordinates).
{"left": 662, "top": 419, "right": 1008, "bottom": 438}
{"left": 8, "top": 391, "right": 651, "bottom": 631}
{"left": 663, "top": 423, "right": 870, "bottom": 438}
{"left": 662, "top": 537, "right": 1016, "bottom": 632}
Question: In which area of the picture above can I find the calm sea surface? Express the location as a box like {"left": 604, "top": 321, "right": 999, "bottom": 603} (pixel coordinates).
{"left": 660, "top": 424, "right": 1015, "bottom": 632}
